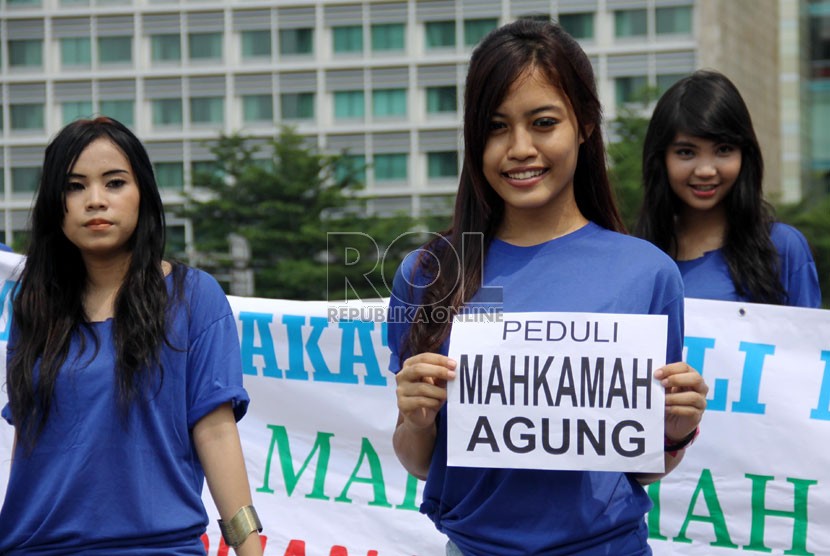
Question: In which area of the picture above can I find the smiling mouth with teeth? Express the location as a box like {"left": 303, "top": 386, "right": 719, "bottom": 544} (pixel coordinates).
{"left": 691, "top": 184, "right": 717, "bottom": 191}
{"left": 506, "top": 169, "right": 546, "bottom": 179}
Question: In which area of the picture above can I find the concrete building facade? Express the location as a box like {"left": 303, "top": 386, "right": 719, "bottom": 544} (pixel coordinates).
{"left": 0, "top": 0, "right": 810, "bottom": 251}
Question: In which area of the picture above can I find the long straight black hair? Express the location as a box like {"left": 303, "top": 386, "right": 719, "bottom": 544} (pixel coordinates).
{"left": 8, "top": 117, "right": 182, "bottom": 448}
{"left": 636, "top": 70, "right": 786, "bottom": 304}
{"left": 406, "top": 18, "right": 624, "bottom": 358}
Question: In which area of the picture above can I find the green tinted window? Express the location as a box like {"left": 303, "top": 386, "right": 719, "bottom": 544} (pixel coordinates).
{"left": 371, "top": 23, "right": 404, "bottom": 51}
{"left": 425, "top": 21, "right": 455, "bottom": 49}
{"left": 428, "top": 151, "right": 458, "bottom": 178}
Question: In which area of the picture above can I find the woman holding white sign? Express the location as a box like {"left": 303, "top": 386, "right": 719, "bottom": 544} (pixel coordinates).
{"left": 637, "top": 70, "right": 821, "bottom": 307}
{"left": 388, "top": 19, "right": 708, "bottom": 556}
{"left": 0, "top": 118, "right": 263, "bottom": 555}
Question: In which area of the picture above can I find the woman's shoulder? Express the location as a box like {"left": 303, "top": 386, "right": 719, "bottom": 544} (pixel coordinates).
{"left": 392, "top": 237, "right": 447, "bottom": 284}
{"left": 170, "top": 264, "right": 231, "bottom": 313}
{"left": 771, "top": 222, "right": 809, "bottom": 244}
{"left": 770, "top": 222, "right": 815, "bottom": 258}
{"left": 589, "top": 225, "right": 679, "bottom": 269}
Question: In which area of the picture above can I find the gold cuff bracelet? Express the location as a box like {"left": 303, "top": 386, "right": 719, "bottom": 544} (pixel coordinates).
{"left": 218, "top": 505, "right": 262, "bottom": 548}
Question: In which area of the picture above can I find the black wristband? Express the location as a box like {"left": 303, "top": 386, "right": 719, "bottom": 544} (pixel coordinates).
{"left": 664, "top": 427, "right": 699, "bottom": 452}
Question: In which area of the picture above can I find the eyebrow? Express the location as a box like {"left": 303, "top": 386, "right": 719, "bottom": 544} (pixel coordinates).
{"left": 67, "top": 169, "right": 130, "bottom": 179}
{"left": 493, "top": 104, "right": 566, "bottom": 118}
{"left": 668, "top": 141, "right": 698, "bottom": 148}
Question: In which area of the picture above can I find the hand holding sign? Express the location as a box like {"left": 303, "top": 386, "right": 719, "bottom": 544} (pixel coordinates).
{"left": 393, "top": 352, "right": 457, "bottom": 479}
{"left": 396, "top": 352, "right": 456, "bottom": 429}
{"left": 656, "top": 362, "right": 708, "bottom": 443}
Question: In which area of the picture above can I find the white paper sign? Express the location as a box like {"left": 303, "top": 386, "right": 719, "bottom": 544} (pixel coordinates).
{"left": 446, "top": 311, "right": 668, "bottom": 473}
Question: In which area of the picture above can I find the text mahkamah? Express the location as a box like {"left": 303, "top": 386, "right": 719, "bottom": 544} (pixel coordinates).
{"left": 458, "top": 354, "right": 653, "bottom": 409}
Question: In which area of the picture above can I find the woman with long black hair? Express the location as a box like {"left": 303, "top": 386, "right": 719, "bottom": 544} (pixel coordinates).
{"left": 1, "top": 117, "right": 263, "bottom": 555}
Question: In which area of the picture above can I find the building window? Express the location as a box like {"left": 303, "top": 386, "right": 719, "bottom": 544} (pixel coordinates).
{"left": 426, "top": 86, "right": 457, "bottom": 113}
{"left": 809, "top": 7, "right": 830, "bottom": 78}
{"left": 372, "top": 88, "right": 407, "bottom": 118}
{"left": 464, "top": 18, "right": 498, "bottom": 46}
{"left": 371, "top": 23, "right": 405, "bottom": 51}
{"left": 152, "top": 98, "right": 183, "bottom": 126}
{"left": 100, "top": 99, "right": 134, "bottom": 127}
{"left": 657, "top": 73, "right": 685, "bottom": 94}
{"left": 333, "top": 25, "right": 363, "bottom": 54}
{"left": 334, "top": 91, "right": 365, "bottom": 119}
{"left": 335, "top": 154, "right": 366, "bottom": 185}
{"left": 165, "top": 225, "right": 186, "bottom": 257}
{"left": 62, "top": 101, "right": 93, "bottom": 124}
{"left": 190, "top": 97, "right": 224, "bottom": 124}
{"left": 61, "top": 37, "right": 92, "bottom": 67}
{"left": 558, "top": 12, "right": 595, "bottom": 40}
{"left": 189, "top": 32, "right": 223, "bottom": 60}
{"left": 279, "top": 28, "right": 313, "bottom": 55}
{"left": 10, "top": 103, "right": 44, "bottom": 130}
{"left": 281, "top": 92, "right": 315, "bottom": 120}
{"left": 8, "top": 0, "right": 41, "bottom": 5}
{"left": 11, "top": 167, "right": 41, "bottom": 193}
{"left": 8, "top": 40, "right": 42, "bottom": 67}
{"left": 656, "top": 6, "right": 693, "bottom": 35}
{"left": 615, "top": 76, "right": 648, "bottom": 105}
{"left": 374, "top": 153, "right": 408, "bottom": 181}
{"left": 98, "top": 36, "right": 132, "bottom": 64}
{"left": 154, "top": 162, "right": 184, "bottom": 190}
{"left": 241, "top": 30, "right": 271, "bottom": 58}
{"left": 428, "top": 151, "right": 458, "bottom": 179}
{"left": 425, "top": 21, "right": 456, "bottom": 49}
{"left": 809, "top": 83, "right": 830, "bottom": 172}
{"left": 614, "top": 9, "right": 647, "bottom": 38}
{"left": 242, "top": 94, "right": 273, "bottom": 122}
{"left": 151, "top": 34, "right": 181, "bottom": 62}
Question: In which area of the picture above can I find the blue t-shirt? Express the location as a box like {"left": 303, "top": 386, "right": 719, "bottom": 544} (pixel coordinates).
{"left": 676, "top": 223, "right": 821, "bottom": 307}
{"left": 0, "top": 267, "right": 249, "bottom": 555}
{"left": 387, "top": 222, "right": 685, "bottom": 556}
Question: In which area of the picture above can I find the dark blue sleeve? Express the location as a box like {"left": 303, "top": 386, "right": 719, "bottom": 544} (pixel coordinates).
{"left": 184, "top": 270, "right": 250, "bottom": 428}
{"left": 387, "top": 251, "right": 433, "bottom": 373}
{"left": 3, "top": 322, "right": 18, "bottom": 425}
{"left": 773, "top": 223, "right": 822, "bottom": 308}
{"left": 650, "top": 261, "right": 685, "bottom": 365}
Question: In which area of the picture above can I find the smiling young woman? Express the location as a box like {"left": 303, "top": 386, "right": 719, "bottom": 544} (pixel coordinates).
{"left": 386, "top": 19, "right": 708, "bottom": 556}
{"left": 637, "top": 70, "right": 821, "bottom": 307}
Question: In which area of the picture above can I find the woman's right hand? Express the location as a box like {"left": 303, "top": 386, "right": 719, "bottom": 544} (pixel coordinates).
{"left": 396, "top": 352, "right": 457, "bottom": 431}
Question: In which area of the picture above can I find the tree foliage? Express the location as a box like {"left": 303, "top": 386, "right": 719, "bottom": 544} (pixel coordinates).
{"left": 177, "top": 128, "right": 426, "bottom": 301}
{"left": 607, "top": 103, "right": 651, "bottom": 232}
{"left": 777, "top": 197, "right": 830, "bottom": 308}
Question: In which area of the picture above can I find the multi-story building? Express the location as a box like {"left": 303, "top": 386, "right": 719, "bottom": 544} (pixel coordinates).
{"left": 0, "top": 0, "right": 800, "bottom": 250}
{"left": 806, "top": 0, "right": 829, "bottom": 195}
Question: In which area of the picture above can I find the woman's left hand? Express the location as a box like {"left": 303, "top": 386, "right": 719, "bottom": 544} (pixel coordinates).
{"left": 656, "top": 362, "right": 708, "bottom": 442}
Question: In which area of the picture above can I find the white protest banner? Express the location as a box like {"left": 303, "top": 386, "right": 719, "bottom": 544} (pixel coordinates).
{"left": 648, "top": 298, "right": 830, "bottom": 556}
{"left": 203, "top": 296, "right": 447, "bottom": 555}
{"left": 446, "top": 311, "right": 667, "bottom": 472}
{"left": 0, "top": 250, "right": 828, "bottom": 554}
